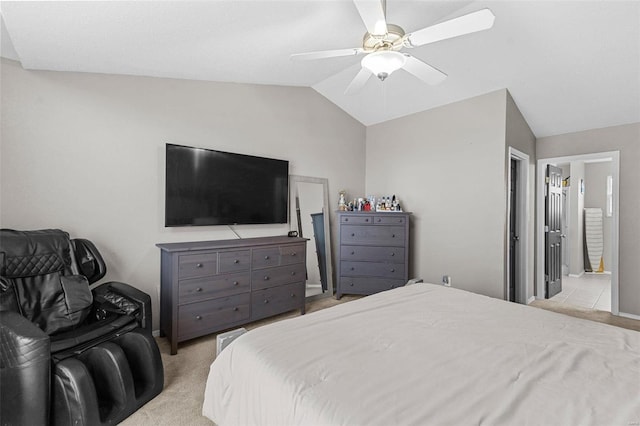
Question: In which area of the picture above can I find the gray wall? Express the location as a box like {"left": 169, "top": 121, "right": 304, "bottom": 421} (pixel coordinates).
{"left": 505, "top": 92, "right": 537, "bottom": 301}
{"left": 537, "top": 123, "right": 640, "bottom": 316}
{"left": 4, "top": 52, "right": 636, "bottom": 319}
{"left": 365, "top": 90, "right": 509, "bottom": 299}
{"left": 0, "top": 58, "right": 366, "bottom": 330}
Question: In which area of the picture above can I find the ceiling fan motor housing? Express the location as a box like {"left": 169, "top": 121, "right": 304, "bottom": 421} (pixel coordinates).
{"left": 362, "top": 23, "right": 405, "bottom": 52}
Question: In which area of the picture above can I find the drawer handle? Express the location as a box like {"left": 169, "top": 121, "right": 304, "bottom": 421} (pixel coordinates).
{"left": 377, "top": 218, "right": 382, "bottom": 222}
{"left": 351, "top": 233, "right": 355, "bottom": 237}
{"left": 351, "top": 251, "right": 355, "bottom": 255}
{"left": 390, "top": 268, "right": 395, "bottom": 272}
{"left": 234, "top": 259, "right": 239, "bottom": 264}
{"left": 264, "top": 299, "right": 269, "bottom": 304}
{"left": 392, "top": 234, "right": 396, "bottom": 238}
{"left": 195, "top": 287, "right": 202, "bottom": 292}
{"left": 291, "top": 271, "right": 296, "bottom": 276}
{"left": 233, "top": 307, "right": 238, "bottom": 311}
{"left": 195, "top": 315, "right": 202, "bottom": 320}
{"left": 291, "top": 252, "right": 296, "bottom": 256}
{"left": 290, "top": 293, "right": 296, "bottom": 298}
{"left": 263, "top": 276, "right": 270, "bottom": 281}
{"left": 264, "top": 255, "right": 270, "bottom": 260}
{"left": 365, "top": 218, "right": 369, "bottom": 222}
{"left": 196, "top": 263, "right": 203, "bottom": 268}
{"left": 349, "top": 282, "right": 354, "bottom": 287}
{"left": 390, "top": 252, "right": 395, "bottom": 257}
{"left": 344, "top": 218, "right": 349, "bottom": 222}
{"left": 233, "top": 281, "right": 239, "bottom": 286}
{"left": 350, "top": 267, "right": 355, "bottom": 271}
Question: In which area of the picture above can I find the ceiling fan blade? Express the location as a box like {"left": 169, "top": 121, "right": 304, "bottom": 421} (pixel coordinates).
{"left": 344, "top": 67, "right": 373, "bottom": 95}
{"left": 402, "top": 55, "right": 447, "bottom": 85}
{"left": 353, "top": 0, "right": 388, "bottom": 36}
{"left": 290, "top": 48, "right": 365, "bottom": 61}
{"left": 406, "top": 8, "right": 495, "bottom": 47}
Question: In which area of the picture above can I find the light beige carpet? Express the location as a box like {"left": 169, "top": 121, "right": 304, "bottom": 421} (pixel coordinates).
{"left": 121, "top": 294, "right": 639, "bottom": 426}
{"left": 121, "top": 295, "right": 361, "bottom": 426}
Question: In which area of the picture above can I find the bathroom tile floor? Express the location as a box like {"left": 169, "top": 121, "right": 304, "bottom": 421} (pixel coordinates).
{"left": 550, "top": 273, "right": 611, "bottom": 311}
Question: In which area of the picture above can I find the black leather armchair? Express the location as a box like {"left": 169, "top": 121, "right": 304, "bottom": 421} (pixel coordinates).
{"left": 0, "top": 229, "right": 163, "bottom": 425}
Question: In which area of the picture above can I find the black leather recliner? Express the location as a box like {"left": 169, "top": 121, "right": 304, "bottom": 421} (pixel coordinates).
{"left": 0, "top": 229, "right": 163, "bottom": 425}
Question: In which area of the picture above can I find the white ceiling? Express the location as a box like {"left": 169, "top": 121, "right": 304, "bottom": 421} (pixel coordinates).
{"left": 1, "top": 1, "right": 639, "bottom": 137}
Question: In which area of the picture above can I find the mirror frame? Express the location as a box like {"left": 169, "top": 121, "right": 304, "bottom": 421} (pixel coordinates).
{"left": 289, "top": 175, "right": 334, "bottom": 300}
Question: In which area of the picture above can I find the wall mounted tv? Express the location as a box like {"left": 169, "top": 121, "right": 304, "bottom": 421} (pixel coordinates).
{"left": 165, "top": 143, "right": 289, "bottom": 227}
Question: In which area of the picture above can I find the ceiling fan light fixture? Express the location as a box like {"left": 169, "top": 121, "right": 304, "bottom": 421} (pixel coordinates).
{"left": 361, "top": 51, "right": 406, "bottom": 81}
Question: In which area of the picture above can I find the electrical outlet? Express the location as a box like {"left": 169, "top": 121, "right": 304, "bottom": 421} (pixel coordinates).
{"left": 442, "top": 275, "right": 452, "bottom": 287}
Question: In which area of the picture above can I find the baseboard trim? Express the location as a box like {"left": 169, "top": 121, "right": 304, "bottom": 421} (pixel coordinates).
{"left": 619, "top": 312, "right": 640, "bottom": 321}
{"left": 568, "top": 271, "right": 585, "bottom": 278}
{"left": 527, "top": 296, "right": 535, "bottom": 305}
{"left": 152, "top": 329, "right": 160, "bottom": 337}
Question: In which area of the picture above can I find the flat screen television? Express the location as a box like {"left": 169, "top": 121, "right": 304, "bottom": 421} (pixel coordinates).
{"left": 165, "top": 143, "right": 289, "bottom": 227}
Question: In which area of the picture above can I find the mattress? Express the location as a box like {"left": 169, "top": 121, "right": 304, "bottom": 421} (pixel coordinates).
{"left": 202, "top": 284, "right": 640, "bottom": 425}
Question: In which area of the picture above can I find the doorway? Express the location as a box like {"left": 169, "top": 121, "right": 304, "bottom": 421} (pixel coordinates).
{"left": 507, "top": 147, "right": 529, "bottom": 304}
{"left": 536, "top": 151, "right": 619, "bottom": 315}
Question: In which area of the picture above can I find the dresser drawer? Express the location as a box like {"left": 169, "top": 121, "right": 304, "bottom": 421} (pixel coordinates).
{"left": 339, "top": 277, "right": 405, "bottom": 294}
{"left": 373, "top": 215, "right": 407, "bottom": 225}
{"left": 177, "top": 293, "right": 250, "bottom": 338}
{"left": 159, "top": 236, "right": 309, "bottom": 354}
{"left": 340, "top": 225, "right": 405, "bottom": 246}
{"left": 179, "top": 253, "right": 218, "bottom": 279}
{"left": 252, "top": 247, "right": 280, "bottom": 268}
{"left": 219, "top": 250, "right": 250, "bottom": 273}
{"left": 251, "top": 282, "right": 303, "bottom": 321}
{"left": 279, "top": 244, "right": 305, "bottom": 265}
{"left": 252, "top": 245, "right": 305, "bottom": 269}
{"left": 341, "top": 261, "right": 405, "bottom": 279}
{"left": 178, "top": 272, "right": 250, "bottom": 304}
{"left": 340, "top": 215, "right": 373, "bottom": 225}
{"left": 252, "top": 263, "right": 306, "bottom": 290}
{"left": 341, "top": 245, "right": 405, "bottom": 263}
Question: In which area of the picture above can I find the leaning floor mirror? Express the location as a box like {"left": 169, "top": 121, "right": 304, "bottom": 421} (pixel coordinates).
{"left": 289, "top": 175, "right": 334, "bottom": 300}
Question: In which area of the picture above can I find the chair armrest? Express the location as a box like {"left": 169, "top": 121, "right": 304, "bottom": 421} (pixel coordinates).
{"left": 92, "top": 282, "right": 152, "bottom": 333}
{"left": 0, "top": 311, "right": 51, "bottom": 426}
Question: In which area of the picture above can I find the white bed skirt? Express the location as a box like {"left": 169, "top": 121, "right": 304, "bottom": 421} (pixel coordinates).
{"left": 203, "top": 284, "right": 640, "bottom": 426}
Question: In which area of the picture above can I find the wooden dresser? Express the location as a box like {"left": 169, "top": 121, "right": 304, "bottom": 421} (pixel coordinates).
{"left": 336, "top": 211, "right": 411, "bottom": 299}
{"left": 157, "top": 236, "right": 307, "bottom": 354}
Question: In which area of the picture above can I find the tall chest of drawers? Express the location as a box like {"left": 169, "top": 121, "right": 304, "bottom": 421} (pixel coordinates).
{"left": 157, "top": 236, "right": 307, "bottom": 354}
{"left": 336, "top": 211, "right": 411, "bottom": 299}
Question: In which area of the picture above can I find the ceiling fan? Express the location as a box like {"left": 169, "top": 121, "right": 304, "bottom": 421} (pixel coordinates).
{"left": 291, "top": 0, "right": 495, "bottom": 94}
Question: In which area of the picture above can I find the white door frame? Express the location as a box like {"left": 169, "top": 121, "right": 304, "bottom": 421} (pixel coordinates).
{"left": 507, "top": 147, "right": 530, "bottom": 304}
{"left": 535, "top": 151, "right": 620, "bottom": 315}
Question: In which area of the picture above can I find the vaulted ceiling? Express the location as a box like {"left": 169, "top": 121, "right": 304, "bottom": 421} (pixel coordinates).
{"left": 2, "top": 1, "right": 639, "bottom": 137}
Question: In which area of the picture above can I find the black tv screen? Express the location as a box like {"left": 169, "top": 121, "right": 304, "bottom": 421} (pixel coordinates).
{"left": 165, "top": 144, "right": 289, "bottom": 227}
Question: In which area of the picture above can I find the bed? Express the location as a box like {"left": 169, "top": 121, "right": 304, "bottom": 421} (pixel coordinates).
{"left": 203, "top": 283, "right": 640, "bottom": 425}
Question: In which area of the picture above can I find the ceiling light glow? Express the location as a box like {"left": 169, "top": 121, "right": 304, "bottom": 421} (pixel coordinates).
{"left": 361, "top": 51, "right": 407, "bottom": 81}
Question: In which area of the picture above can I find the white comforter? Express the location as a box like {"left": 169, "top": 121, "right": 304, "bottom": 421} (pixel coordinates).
{"left": 203, "top": 284, "right": 640, "bottom": 426}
